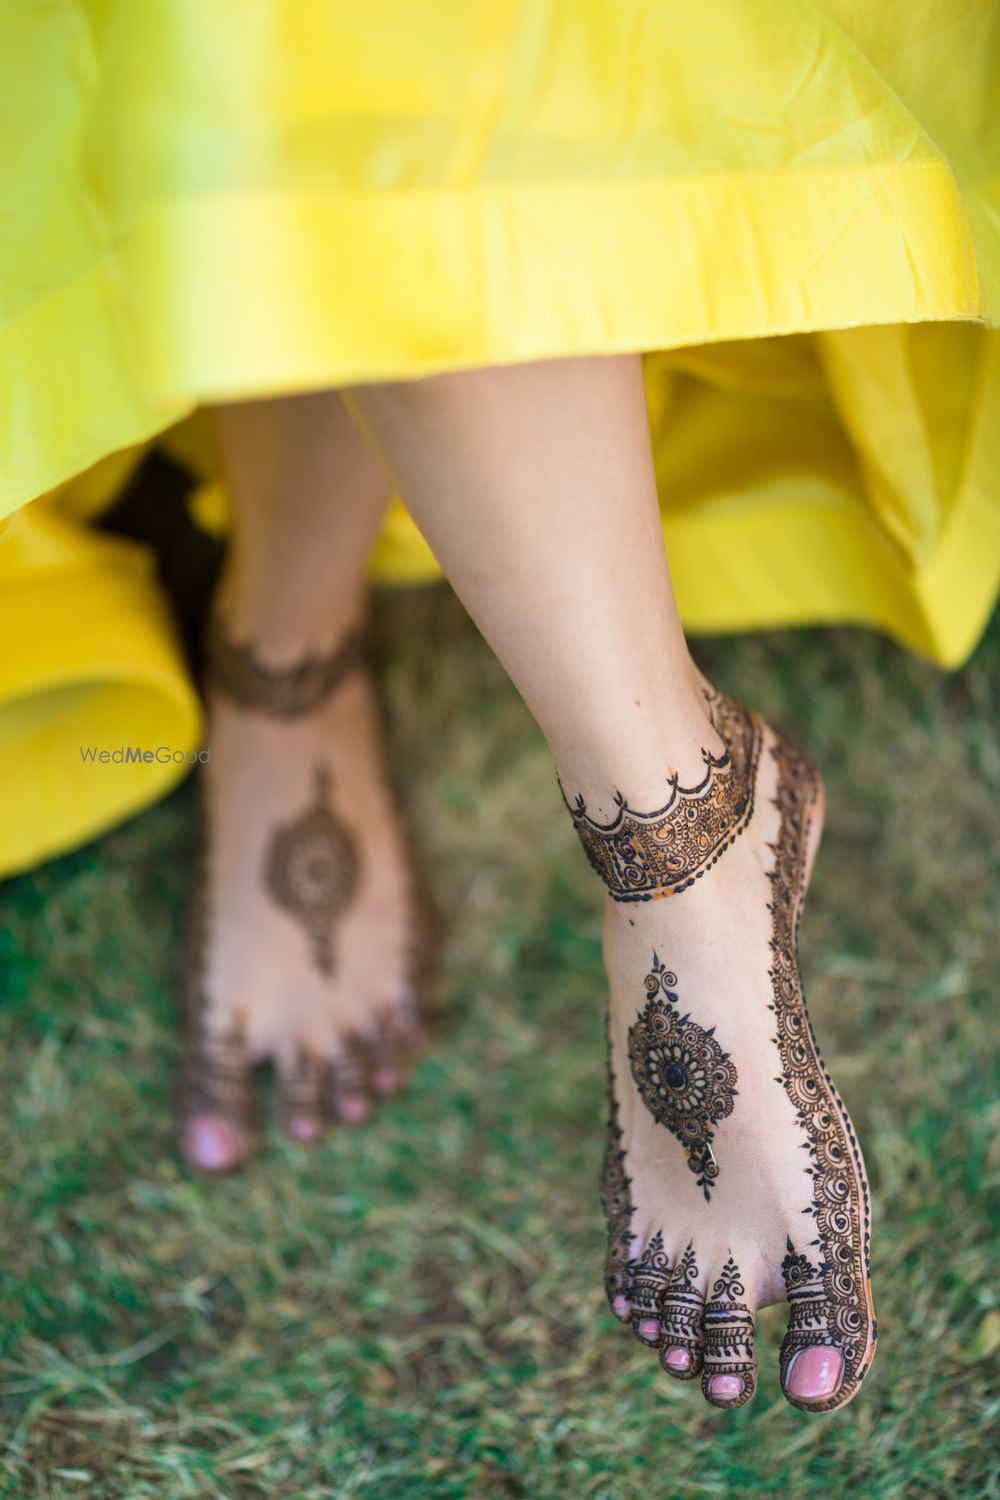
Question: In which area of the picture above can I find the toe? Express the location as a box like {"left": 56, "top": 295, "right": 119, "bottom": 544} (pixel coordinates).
{"left": 629, "top": 1230, "right": 672, "bottom": 1347}
{"left": 701, "top": 1254, "right": 758, "bottom": 1408}
{"left": 179, "top": 1017, "right": 259, "bottom": 1170}
{"left": 275, "top": 1045, "right": 328, "bottom": 1145}
{"left": 181, "top": 1113, "right": 245, "bottom": 1171}
{"left": 779, "top": 1238, "right": 873, "bottom": 1411}
{"left": 367, "top": 1012, "right": 409, "bottom": 1096}
{"left": 324, "top": 1038, "right": 373, "bottom": 1125}
{"left": 658, "top": 1242, "right": 705, "bottom": 1381}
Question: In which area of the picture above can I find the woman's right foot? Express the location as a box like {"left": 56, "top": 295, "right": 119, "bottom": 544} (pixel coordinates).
{"left": 566, "top": 684, "right": 877, "bottom": 1412}
{"left": 179, "top": 610, "right": 427, "bottom": 1171}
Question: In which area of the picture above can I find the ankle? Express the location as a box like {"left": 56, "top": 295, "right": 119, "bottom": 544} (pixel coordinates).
{"left": 213, "top": 562, "right": 366, "bottom": 661}
{"left": 558, "top": 681, "right": 763, "bottom": 903}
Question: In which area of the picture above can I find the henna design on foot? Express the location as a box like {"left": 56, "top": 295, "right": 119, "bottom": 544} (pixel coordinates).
{"left": 262, "top": 765, "right": 359, "bottom": 976}
{"left": 659, "top": 1243, "right": 705, "bottom": 1379}
{"left": 630, "top": 1231, "right": 673, "bottom": 1344}
{"left": 768, "top": 737, "right": 875, "bottom": 1411}
{"left": 206, "top": 616, "right": 366, "bottom": 717}
{"left": 702, "top": 1255, "right": 756, "bottom": 1407}
{"left": 564, "top": 690, "right": 762, "bottom": 901}
{"left": 627, "top": 957, "right": 738, "bottom": 1199}
{"left": 600, "top": 1043, "right": 637, "bottom": 1315}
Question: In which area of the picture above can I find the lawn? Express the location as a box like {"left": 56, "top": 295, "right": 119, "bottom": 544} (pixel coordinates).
{"left": 1, "top": 567, "right": 997, "bottom": 1498}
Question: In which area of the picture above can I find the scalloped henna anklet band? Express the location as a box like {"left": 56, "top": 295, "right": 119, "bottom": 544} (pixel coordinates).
{"left": 563, "top": 689, "right": 763, "bottom": 900}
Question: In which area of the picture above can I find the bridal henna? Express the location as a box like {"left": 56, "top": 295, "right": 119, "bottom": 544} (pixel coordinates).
{"left": 627, "top": 957, "right": 738, "bottom": 1199}
{"left": 659, "top": 1243, "right": 705, "bottom": 1379}
{"left": 263, "top": 764, "right": 359, "bottom": 976}
{"left": 630, "top": 1230, "right": 672, "bottom": 1343}
{"left": 206, "top": 615, "right": 366, "bottom": 717}
{"left": 768, "top": 736, "right": 875, "bottom": 1411}
{"left": 600, "top": 1045, "right": 637, "bottom": 1314}
{"left": 701, "top": 1255, "right": 757, "bottom": 1407}
{"left": 564, "top": 690, "right": 762, "bottom": 901}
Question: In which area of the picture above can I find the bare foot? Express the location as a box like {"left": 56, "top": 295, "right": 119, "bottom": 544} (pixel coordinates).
{"left": 178, "top": 612, "right": 427, "bottom": 1170}
{"left": 572, "top": 690, "right": 877, "bottom": 1411}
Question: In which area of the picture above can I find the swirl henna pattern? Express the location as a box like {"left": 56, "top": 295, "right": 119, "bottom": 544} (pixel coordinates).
{"left": 564, "top": 691, "right": 762, "bottom": 901}
{"left": 628, "top": 957, "right": 738, "bottom": 1199}
{"left": 630, "top": 1230, "right": 673, "bottom": 1342}
{"left": 600, "top": 1045, "right": 637, "bottom": 1310}
{"left": 768, "top": 736, "right": 876, "bottom": 1411}
{"left": 702, "top": 1255, "right": 757, "bottom": 1407}
{"left": 659, "top": 1243, "right": 705, "bottom": 1379}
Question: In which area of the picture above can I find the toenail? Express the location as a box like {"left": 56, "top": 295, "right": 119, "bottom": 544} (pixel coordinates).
{"left": 786, "top": 1346, "right": 844, "bottom": 1401}
{"left": 638, "top": 1318, "right": 661, "bottom": 1342}
{"left": 288, "top": 1115, "right": 323, "bottom": 1143}
{"left": 337, "top": 1094, "right": 372, "bottom": 1123}
{"left": 373, "top": 1068, "right": 400, "bottom": 1094}
{"left": 183, "top": 1115, "right": 240, "bottom": 1171}
{"left": 708, "top": 1374, "right": 744, "bottom": 1400}
{"left": 612, "top": 1295, "right": 632, "bottom": 1320}
{"left": 664, "top": 1347, "right": 691, "bottom": 1370}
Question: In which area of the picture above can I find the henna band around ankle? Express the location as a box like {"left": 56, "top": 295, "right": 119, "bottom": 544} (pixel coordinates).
{"left": 206, "top": 615, "right": 367, "bottom": 717}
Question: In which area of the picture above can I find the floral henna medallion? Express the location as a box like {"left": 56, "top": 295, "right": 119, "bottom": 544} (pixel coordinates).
{"left": 263, "top": 765, "right": 359, "bottom": 976}
{"left": 659, "top": 1243, "right": 705, "bottom": 1378}
{"left": 600, "top": 1044, "right": 637, "bottom": 1309}
{"left": 564, "top": 689, "right": 762, "bottom": 901}
{"left": 768, "top": 736, "right": 875, "bottom": 1410}
{"left": 628, "top": 956, "right": 738, "bottom": 1199}
{"left": 206, "top": 615, "right": 366, "bottom": 717}
{"left": 702, "top": 1255, "right": 756, "bottom": 1407}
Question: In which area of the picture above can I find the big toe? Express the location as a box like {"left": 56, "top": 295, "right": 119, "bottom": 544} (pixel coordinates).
{"left": 182, "top": 1113, "right": 245, "bottom": 1171}
{"left": 784, "top": 1345, "right": 844, "bottom": 1404}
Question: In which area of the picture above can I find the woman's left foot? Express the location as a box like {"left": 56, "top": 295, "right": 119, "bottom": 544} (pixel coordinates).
{"left": 568, "top": 687, "right": 877, "bottom": 1412}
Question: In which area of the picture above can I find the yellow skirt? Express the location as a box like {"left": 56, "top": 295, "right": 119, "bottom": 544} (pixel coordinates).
{"left": 1, "top": 0, "right": 999, "bottom": 875}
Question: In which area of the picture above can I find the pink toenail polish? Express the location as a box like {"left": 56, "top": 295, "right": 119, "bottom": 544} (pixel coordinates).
{"left": 288, "top": 1115, "right": 323, "bottom": 1143}
{"left": 708, "top": 1374, "right": 744, "bottom": 1400}
{"left": 664, "top": 1347, "right": 691, "bottom": 1370}
{"left": 612, "top": 1296, "right": 631, "bottom": 1319}
{"left": 373, "top": 1068, "right": 400, "bottom": 1094}
{"left": 786, "top": 1346, "right": 843, "bottom": 1401}
{"left": 183, "top": 1116, "right": 239, "bottom": 1171}
{"left": 338, "top": 1094, "right": 371, "bottom": 1123}
{"left": 638, "top": 1318, "right": 661, "bottom": 1341}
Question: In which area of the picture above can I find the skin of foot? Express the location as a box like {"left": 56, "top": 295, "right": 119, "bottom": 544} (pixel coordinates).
{"left": 178, "top": 613, "right": 426, "bottom": 1170}
{"left": 581, "top": 685, "right": 877, "bottom": 1414}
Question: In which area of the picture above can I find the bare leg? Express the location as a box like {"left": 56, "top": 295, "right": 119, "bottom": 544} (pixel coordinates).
{"left": 348, "top": 356, "right": 877, "bottom": 1414}
{"left": 179, "top": 391, "right": 424, "bottom": 1171}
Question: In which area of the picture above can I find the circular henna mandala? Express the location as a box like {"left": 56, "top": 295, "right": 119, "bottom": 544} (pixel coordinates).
{"left": 628, "top": 961, "right": 738, "bottom": 1199}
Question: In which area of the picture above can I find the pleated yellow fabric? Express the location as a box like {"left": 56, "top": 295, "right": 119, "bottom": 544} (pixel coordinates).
{"left": 1, "top": 0, "right": 999, "bottom": 873}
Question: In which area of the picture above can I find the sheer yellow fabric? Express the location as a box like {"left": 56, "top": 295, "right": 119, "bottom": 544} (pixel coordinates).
{"left": 1, "top": 0, "right": 998, "bottom": 873}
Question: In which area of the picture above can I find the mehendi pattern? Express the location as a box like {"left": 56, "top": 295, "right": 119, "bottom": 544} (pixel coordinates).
{"left": 630, "top": 1231, "right": 673, "bottom": 1341}
{"left": 600, "top": 1044, "right": 637, "bottom": 1310}
{"left": 701, "top": 1255, "right": 756, "bottom": 1407}
{"left": 263, "top": 764, "right": 359, "bottom": 976}
{"left": 564, "top": 690, "right": 762, "bottom": 901}
{"left": 658, "top": 1242, "right": 705, "bottom": 1379}
{"left": 769, "top": 736, "right": 875, "bottom": 1411}
{"left": 206, "top": 615, "right": 365, "bottom": 717}
{"left": 627, "top": 957, "right": 738, "bottom": 1199}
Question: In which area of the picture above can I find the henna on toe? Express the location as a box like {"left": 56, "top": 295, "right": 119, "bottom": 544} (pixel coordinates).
{"left": 177, "top": 610, "right": 427, "bottom": 1167}
{"left": 658, "top": 1243, "right": 705, "bottom": 1380}
{"left": 578, "top": 683, "right": 876, "bottom": 1412}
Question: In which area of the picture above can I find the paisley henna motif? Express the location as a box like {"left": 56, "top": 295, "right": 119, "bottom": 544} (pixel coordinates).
{"left": 628, "top": 957, "right": 738, "bottom": 1199}
{"left": 769, "top": 736, "right": 876, "bottom": 1411}
{"left": 564, "top": 690, "right": 762, "bottom": 901}
{"left": 701, "top": 1255, "right": 756, "bottom": 1407}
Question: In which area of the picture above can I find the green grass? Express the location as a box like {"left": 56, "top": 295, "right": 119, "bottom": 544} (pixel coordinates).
{"left": 1, "top": 587, "right": 997, "bottom": 1499}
